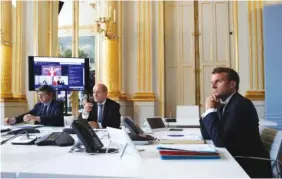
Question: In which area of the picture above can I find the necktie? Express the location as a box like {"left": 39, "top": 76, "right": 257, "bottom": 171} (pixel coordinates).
{"left": 98, "top": 104, "right": 103, "bottom": 123}
{"left": 41, "top": 105, "right": 48, "bottom": 116}
{"left": 218, "top": 104, "right": 225, "bottom": 119}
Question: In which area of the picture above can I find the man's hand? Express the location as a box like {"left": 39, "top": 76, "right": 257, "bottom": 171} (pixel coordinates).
{"left": 23, "top": 114, "right": 39, "bottom": 123}
{"left": 4, "top": 118, "right": 16, "bottom": 125}
{"left": 84, "top": 102, "right": 93, "bottom": 112}
{"left": 205, "top": 95, "right": 220, "bottom": 110}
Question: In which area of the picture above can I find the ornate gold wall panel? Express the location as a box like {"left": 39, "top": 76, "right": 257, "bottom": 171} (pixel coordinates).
{"left": 13, "top": 1, "right": 26, "bottom": 101}
{"left": 133, "top": 1, "right": 156, "bottom": 102}
{"left": 158, "top": 1, "right": 165, "bottom": 116}
{"left": 48, "top": 0, "right": 59, "bottom": 56}
{"left": 0, "top": 1, "right": 14, "bottom": 101}
{"left": 232, "top": 1, "right": 239, "bottom": 72}
{"left": 118, "top": 1, "right": 127, "bottom": 100}
{"left": 102, "top": 38, "right": 121, "bottom": 100}
{"left": 245, "top": 1, "right": 265, "bottom": 101}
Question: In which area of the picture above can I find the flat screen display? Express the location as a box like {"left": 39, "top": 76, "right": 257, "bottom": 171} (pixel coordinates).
{"left": 28, "top": 56, "right": 89, "bottom": 91}
{"left": 146, "top": 117, "right": 166, "bottom": 129}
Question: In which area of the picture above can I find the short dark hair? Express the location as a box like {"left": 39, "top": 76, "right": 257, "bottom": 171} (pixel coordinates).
{"left": 212, "top": 67, "right": 240, "bottom": 91}
{"left": 37, "top": 85, "right": 55, "bottom": 95}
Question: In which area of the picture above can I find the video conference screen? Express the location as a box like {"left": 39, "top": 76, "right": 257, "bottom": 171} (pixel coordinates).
{"left": 28, "top": 56, "right": 89, "bottom": 91}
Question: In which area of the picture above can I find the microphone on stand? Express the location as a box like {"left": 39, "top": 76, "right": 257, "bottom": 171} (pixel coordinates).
{"left": 165, "top": 108, "right": 177, "bottom": 128}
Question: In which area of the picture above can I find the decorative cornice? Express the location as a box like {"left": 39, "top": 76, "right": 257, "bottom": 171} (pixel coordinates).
{"left": 132, "top": 92, "right": 156, "bottom": 102}
{"left": 0, "top": 96, "right": 19, "bottom": 102}
{"left": 13, "top": 94, "right": 27, "bottom": 101}
{"left": 108, "top": 91, "right": 127, "bottom": 101}
{"left": 245, "top": 90, "right": 265, "bottom": 101}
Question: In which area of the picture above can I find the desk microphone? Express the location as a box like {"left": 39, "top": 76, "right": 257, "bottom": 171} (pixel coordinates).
{"left": 165, "top": 108, "right": 177, "bottom": 128}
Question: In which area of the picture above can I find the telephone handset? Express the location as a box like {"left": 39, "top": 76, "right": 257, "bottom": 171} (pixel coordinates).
{"left": 123, "top": 118, "right": 155, "bottom": 141}
{"left": 123, "top": 118, "right": 144, "bottom": 135}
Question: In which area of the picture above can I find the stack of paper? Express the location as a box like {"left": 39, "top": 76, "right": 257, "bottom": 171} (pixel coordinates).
{"left": 159, "top": 134, "right": 204, "bottom": 144}
{"left": 157, "top": 144, "right": 220, "bottom": 160}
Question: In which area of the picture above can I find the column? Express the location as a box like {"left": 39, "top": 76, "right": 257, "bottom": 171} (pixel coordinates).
{"left": 48, "top": 0, "right": 59, "bottom": 57}
{"left": 13, "top": 1, "right": 26, "bottom": 100}
{"left": 157, "top": 1, "right": 165, "bottom": 116}
{"left": 70, "top": 1, "right": 79, "bottom": 117}
{"left": 132, "top": 1, "right": 156, "bottom": 126}
{"left": 0, "top": 1, "right": 13, "bottom": 101}
{"left": 245, "top": 1, "right": 265, "bottom": 119}
{"left": 99, "top": 1, "right": 125, "bottom": 101}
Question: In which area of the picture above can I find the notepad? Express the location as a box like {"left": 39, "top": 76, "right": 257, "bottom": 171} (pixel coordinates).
{"left": 157, "top": 144, "right": 217, "bottom": 153}
{"left": 159, "top": 134, "right": 204, "bottom": 144}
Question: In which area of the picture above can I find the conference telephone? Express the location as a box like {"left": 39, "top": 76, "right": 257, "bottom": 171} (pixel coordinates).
{"left": 122, "top": 118, "right": 155, "bottom": 141}
{"left": 71, "top": 119, "right": 118, "bottom": 153}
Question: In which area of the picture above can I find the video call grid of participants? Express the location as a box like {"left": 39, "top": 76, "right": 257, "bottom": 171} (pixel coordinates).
{"left": 35, "top": 65, "right": 68, "bottom": 86}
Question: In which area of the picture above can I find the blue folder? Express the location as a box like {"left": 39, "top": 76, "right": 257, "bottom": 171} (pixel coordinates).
{"left": 160, "top": 155, "right": 220, "bottom": 160}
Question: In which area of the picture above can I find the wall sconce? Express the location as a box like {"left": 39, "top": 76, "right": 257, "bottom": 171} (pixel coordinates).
{"left": 96, "top": 16, "right": 118, "bottom": 40}
{"left": 89, "top": 1, "right": 118, "bottom": 40}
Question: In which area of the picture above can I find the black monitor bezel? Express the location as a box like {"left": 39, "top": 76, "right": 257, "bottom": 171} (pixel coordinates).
{"left": 28, "top": 56, "right": 90, "bottom": 92}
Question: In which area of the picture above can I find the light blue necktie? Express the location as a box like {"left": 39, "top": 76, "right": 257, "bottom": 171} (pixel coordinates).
{"left": 98, "top": 104, "right": 103, "bottom": 123}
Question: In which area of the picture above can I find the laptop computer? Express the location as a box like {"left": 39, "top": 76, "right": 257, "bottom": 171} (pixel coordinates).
{"left": 146, "top": 117, "right": 183, "bottom": 132}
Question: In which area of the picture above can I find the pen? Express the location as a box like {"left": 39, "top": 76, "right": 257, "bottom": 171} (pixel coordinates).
{"left": 167, "top": 134, "right": 184, "bottom": 137}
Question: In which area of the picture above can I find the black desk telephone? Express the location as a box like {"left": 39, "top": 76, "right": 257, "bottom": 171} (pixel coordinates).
{"left": 71, "top": 119, "right": 118, "bottom": 153}
{"left": 122, "top": 118, "right": 155, "bottom": 141}
{"left": 7, "top": 127, "right": 40, "bottom": 135}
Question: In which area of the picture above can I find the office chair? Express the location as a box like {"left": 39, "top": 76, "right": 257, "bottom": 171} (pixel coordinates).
{"left": 235, "top": 127, "right": 282, "bottom": 178}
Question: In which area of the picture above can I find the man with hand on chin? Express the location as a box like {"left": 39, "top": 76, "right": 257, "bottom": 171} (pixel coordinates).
{"left": 200, "top": 67, "right": 272, "bottom": 178}
{"left": 4, "top": 85, "right": 64, "bottom": 126}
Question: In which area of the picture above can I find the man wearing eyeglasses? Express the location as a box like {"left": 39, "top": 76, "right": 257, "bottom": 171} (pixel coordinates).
{"left": 4, "top": 85, "right": 64, "bottom": 126}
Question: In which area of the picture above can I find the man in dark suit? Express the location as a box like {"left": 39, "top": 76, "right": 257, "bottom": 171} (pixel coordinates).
{"left": 4, "top": 85, "right": 64, "bottom": 126}
{"left": 81, "top": 83, "right": 121, "bottom": 129}
{"left": 200, "top": 67, "right": 272, "bottom": 178}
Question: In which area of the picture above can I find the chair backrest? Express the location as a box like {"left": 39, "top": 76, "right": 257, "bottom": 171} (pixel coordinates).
{"left": 260, "top": 127, "right": 282, "bottom": 178}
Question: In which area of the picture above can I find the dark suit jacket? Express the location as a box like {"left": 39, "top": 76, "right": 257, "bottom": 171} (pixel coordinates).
{"left": 80, "top": 98, "right": 121, "bottom": 129}
{"left": 200, "top": 93, "right": 272, "bottom": 178}
{"left": 15, "top": 100, "right": 64, "bottom": 126}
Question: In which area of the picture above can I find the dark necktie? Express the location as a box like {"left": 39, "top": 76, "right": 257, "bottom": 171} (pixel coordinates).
{"left": 98, "top": 104, "right": 103, "bottom": 123}
{"left": 218, "top": 104, "right": 225, "bottom": 119}
{"left": 42, "top": 105, "right": 48, "bottom": 116}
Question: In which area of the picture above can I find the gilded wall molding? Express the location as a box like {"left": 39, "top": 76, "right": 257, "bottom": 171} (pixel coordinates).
{"left": 194, "top": 1, "right": 200, "bottom": 106}
{"left": 132, "top": 92, "right": 156, "bottom": 102}
{"left": 13, "top": 0, "right": 26, "bottom": 101}
{"left": 0, "top": 1, "right": 14, "bottom": 100}
{"left": 245, "top": 90, "right": 265, "bottom": 101}
{"left": 133, "top": 1, "right": 155, "bottom": 102}
{"left": 248, "top": 1, "right": 265, "bottom": 92}
{"left": 232, "top": 1, "right": 239, "bottom": 72}
{"left": 158, "top": 1, "right": 165, "bottom": 116}
{"left": 118, "top": 1, "right": 127, "bottom": 100}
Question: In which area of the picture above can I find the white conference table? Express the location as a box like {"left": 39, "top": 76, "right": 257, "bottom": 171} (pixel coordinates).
{"left": 1, "top": 127, "right": 249, "bottom": 178}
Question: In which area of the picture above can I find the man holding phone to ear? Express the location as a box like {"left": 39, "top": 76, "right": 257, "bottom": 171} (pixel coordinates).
{"left": 200, "top": 67, "right": 271, "bottom": 178}
{"left": 80, "top": 83, "right": 121, "bottom": 129}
